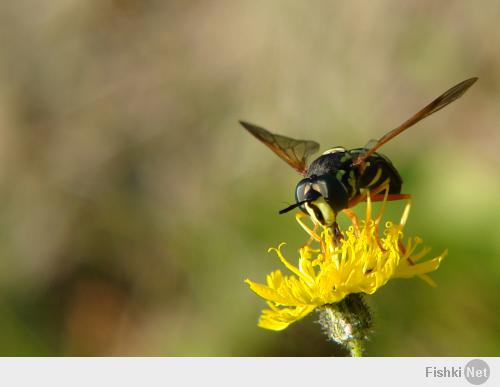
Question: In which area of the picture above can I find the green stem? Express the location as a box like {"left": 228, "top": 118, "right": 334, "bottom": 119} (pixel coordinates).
{"left": 318, "top": 294, "right": 372, "bottom": 357}
{"left": 347, "top": 339, "right": 364, "bottom": 357}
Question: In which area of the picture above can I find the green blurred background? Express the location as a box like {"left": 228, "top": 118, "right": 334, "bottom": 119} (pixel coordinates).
{"left": 0, "top": 1, "right": 498, "bottom": 356}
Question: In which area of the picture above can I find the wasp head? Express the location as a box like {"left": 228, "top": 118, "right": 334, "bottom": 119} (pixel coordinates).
{"left": 280, "top": 174, "right": 349, "bottom": 227}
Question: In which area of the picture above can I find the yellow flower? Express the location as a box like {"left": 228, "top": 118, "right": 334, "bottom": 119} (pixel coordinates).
{"left": 245, "top": 200, "right": 446, "bottom": 331}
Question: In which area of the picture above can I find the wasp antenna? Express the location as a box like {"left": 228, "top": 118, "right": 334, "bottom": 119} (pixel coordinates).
{"left": 279, "top": 200, "right": 308, "bottom": 214}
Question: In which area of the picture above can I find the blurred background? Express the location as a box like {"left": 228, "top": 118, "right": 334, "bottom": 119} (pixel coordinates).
{"left": 0, "top": 0, "right": 499, "bottom": 356}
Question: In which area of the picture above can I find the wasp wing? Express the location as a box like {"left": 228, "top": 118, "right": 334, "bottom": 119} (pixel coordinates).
{"left": 354, "top": 77, "right": 478, "bottom": 166}
{"left": 240, "top": 121, "right": 319, "bottom": 175}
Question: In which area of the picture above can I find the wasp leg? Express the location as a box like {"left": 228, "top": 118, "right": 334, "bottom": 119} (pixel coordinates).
{"left": 347, "top": 194, "right": 367, "bottom": 208}
{"left": 295, "top": 212, "right": 321, "bottom": 243}
{"left": 372, "top": 179, "right": 391, "bottom": 226}
{"left": 348, "top": 185, "right": 411, "bottom": 208}
{"left": 358, "top": 179, "right": 411, "bottom": 225}
{"left": 342, "top": 208, "right": 361, "bottom": 235}
{"left": 347, "top": 181, "right": 387, "bottom": 208}
{"left": 370, "top": 193, "right": 412, "bottom": 202}
{"left": 301, "top": 228, "right": 318, "bottom": 247}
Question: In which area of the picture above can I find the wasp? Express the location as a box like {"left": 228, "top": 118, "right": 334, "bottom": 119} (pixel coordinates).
{"left": 240, "top": 77, "right": 477, "bottom": 233}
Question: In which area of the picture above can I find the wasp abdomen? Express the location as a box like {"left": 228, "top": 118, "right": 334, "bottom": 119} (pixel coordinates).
{"left": 356, "top": 153, "right": 402, "bottom": 194}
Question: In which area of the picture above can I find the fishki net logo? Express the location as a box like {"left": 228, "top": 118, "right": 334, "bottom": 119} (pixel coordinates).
{"left": 425, "top": 359, "right": 490, "bottom": 385}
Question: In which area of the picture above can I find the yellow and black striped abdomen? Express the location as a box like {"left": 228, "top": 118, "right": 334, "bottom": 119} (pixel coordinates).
{"left": 349, "top": 149, "right": 402, "bottom": 195}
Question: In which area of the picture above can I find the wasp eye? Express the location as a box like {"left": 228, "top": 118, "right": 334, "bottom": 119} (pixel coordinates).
{"left": 313, "top": 175, "right": 349, "bottom": 212}
{"left": 295, "top": 178, "right": 312, "bottom": 203}
{"left": 314, "top": 175, "right": 337, "bottom": 198}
